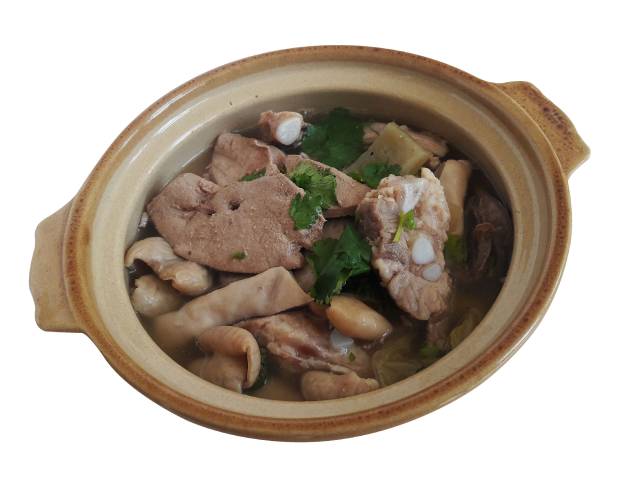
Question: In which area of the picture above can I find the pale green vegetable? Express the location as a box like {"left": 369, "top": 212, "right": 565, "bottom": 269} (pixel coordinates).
{"left": 345, "top": 122, "right": 435, "bottom": 176}
{"left": 449, "top": 309, "right": 483, "bottom": 348}
{"left": 372, "top": 330, "right": 424, "bottom": 386}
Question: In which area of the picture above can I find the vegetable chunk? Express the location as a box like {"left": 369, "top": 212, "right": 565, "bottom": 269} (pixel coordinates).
{"left": 346, "top": 122, "right": 435, "bottom": 176}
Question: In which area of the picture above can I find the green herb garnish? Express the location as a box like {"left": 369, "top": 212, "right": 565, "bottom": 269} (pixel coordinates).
{"left": 348, "top": 351, "right": 356, "bottom": 362}
{"left": 444, "top": 234, "right": 467, "bottom": 265}
{"left": 288, "top": 162, "right": 337, "bottom": 230}
{"left": 307, "top": 225, "right": 371, "bottom": 304}
{"left": 419, "top": 344, "right": 444, "bottom": 367}
{"left": 240, "top": 168, "right": 266, "bottom": 181}
{"left": 349, "top": 162, "right": 401, "bottom": 188}
{"left": 301, "top": 108, "right": 365, "bottom": 169}
{"left": 231, "top": 251, "right": 247, "bottom": 260}
{"left": 289, "top": 162, "right": 337, "bottom": 208}
{"left": 392, "top": 209, "right": 416, "bottom": 242}
{"left": 289, "top": 193, "right": 324, "bottom": 230}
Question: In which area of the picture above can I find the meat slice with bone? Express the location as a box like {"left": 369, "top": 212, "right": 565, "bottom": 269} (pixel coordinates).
{"left": 237, "top": 311, "right": 372, "bottom": 378}
{"left": 258, "top": 111, "right": 305, "bottom": 146}
{"left": 206, "top": 133, "right": 285, "bottom": 186}
{"left": 151, "top": 267, "right": 311, "bottom": 356}
{"left": 356, "top": 169, "right": 451, "bottom": 320}
{"left": 147, "top": 172, "right": 324, "bottom": 273}
{"left": 284, "top": 155, "right": 370, "bottom": 218}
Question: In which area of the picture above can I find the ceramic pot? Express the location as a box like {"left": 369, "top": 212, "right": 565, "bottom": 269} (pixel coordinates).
{"left": 29, "top": 46, "right": 589, "bottom": 440}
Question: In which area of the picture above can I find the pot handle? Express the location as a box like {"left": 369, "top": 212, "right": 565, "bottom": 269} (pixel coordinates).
{"left": 496, "top": 81, "right": 590, "bottom": 176}
{"left": 29, "top": 201, "right": 83, "bottom": 333}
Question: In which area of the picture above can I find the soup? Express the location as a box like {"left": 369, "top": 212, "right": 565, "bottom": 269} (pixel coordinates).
{"left": 125, "top": 108, "right": 513, "bottom": 401}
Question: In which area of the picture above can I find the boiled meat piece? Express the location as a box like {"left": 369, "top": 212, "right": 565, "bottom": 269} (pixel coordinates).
{"left": 258, "top": 111, "right": 305, "bottom": 146}
{"left": 147, "top": 172, "right": 324, "bottom": 273}
{"left": 466, "top": 189, "right": 513, "bottom": 279}
{"left": 206, "top": 133, "right": 285, "bottom": 186}
{"left": 356, "top": 169, "right": 451, "bottom": 320}
{"left": 188, "top": 355, "right": 247, "bottom": 393}
{"left": 237, "top": 312, "right": 372, "bottom": 377}
{"left": 300, "top": 371, "right": 379, "bottom": 400}
{"left": 193, "top": 326, "right": 261, "bottom": 390}
{"left": 130, "top": 275, "right": 184, "bottom": 318}
{"left": 125, "top": 236, "right": 213, "bottom": 296}
{"left": 151, "top": 267, "right": 311, "bottom": 356}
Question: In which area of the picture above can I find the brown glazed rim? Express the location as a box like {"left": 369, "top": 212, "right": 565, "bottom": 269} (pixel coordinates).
{"left": 62, "top": 46, "right": 571, "bottom": 440}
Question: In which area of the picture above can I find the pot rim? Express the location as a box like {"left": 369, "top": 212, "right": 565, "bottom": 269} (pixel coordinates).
{"left": 62, "top": 45, "right": 573, "bottom": 440}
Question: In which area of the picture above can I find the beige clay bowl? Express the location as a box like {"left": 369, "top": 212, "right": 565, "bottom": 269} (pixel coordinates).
{"left": 29, "top": 46, "right": 589, "bottom": 440}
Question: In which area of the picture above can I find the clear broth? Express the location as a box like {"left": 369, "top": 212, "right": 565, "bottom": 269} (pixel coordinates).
{"left": 129, "top": 117, "right": 510, "bottom": 401}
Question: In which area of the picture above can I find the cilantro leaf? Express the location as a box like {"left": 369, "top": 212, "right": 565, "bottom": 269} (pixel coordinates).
{"left": 307, "top": 225, "right": 372, "bottom": 303}
{"left": 444, "top": 234, "right": 467, "bottom": 265}
{"left": 419, "top": 344, "right": 444, "bottom": 366}
{"left": 289, "top": 193, "right": 324, "bottom": 230}
{"left": 240, "top": 169, "right": 266, "bottom": 181}
{"left": 392, "top": 209, "right": 416, "bottom": 242}
{"left": 289, "top": 162, "right": 337, "bottom": 209}
{"left": 288, "top": 162, "right": 337, "bottom": 230}
{"left": 349, "top": 162, "right": 401, "bottom": 188}
{"left": 231, "top": 251, "right": 247, "bottom": 260}
{"left": 301, "top": 108, "right": 365, "bottom": 169}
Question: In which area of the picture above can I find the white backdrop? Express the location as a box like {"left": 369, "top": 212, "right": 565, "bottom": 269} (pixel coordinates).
{"left": 2, "top": 1, "right": 638, "bottom": 479}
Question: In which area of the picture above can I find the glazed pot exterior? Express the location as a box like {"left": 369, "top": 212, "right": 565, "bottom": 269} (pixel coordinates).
{"left": 29, "top": 46, "right": 589, "bottom": 440}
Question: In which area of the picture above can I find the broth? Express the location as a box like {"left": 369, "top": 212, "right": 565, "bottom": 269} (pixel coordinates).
{"left": 127, "top": 109, "right": 512, "bottom": 401}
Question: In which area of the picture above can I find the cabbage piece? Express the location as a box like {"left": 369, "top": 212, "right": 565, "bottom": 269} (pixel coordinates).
{"left": 449, "top": 309, "right": 483, "bottom": 348}
{"left": 372, "top": 330, "right": 424, "bottom": 386}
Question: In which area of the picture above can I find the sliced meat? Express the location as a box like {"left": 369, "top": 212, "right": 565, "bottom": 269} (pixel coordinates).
{"left": 258, "top": 111, "right": 305, "bottom": 146}
{"left": 147, "top": 172, "right": 324, "bottom": 273}
{"left": 206, "top": 133, "right": 285, "bottom": 186}
{"left": 237, "top": 312, "right": 372, "bottom": 377}
{"left": 284, "top": 155, "right": 370, "bottom": 218}
{"left": 125, "top": 236, "right": 213, "bottom": 296}
{"left": 151, "top": 267, "right": 311, "bottom": 356}
{"left": 356, "top": 169, "right": 452, "bottom": 320}
{"left": 300, "top": 371, "right": 379, "bottom": 401}
{"left": 130, "top": 275, "right": 184, "bottom": 318}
